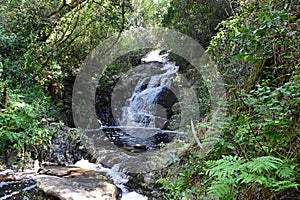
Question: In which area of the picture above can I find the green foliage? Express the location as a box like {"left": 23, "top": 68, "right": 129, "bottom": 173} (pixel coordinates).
{"left": 163, "top": 0, "right": 233, "bottom": 47}
{"left": 159, "top": 0, "right": 300, "bottom": 199}
{"left": 208, "top": 0, "right": 299, "bottom": 89}
{"left": 157, "top": 151, "right": 208, "bottom": 200}
{"left": 0, "top": 85, "right": 56, "bottom": 165}
{"left": 0, "top": 0, "right": 133, "bottom": 164}
{"left": 206, "top": 155, "right": 298, "bottom": 199}
{"left": 1, "top": 0, "right": 131, "bottom": 99}
{"left": 130, "top": 0, "right": 171, "bottom": 27}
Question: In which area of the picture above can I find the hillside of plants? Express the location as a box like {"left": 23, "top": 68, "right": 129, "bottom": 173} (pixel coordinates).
{"left": 0, "top": 0, "right": 299, "bottom": 199}
{"left": 158, "top": 0, "right": 300, "bottom": 199}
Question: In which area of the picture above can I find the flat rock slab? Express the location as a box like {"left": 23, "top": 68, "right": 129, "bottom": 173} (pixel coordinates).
{"left": 38, "top": 166, "right": 98, "bottom": 177}
{"left": 34, "top": 168, "right": 121, "bottom": 200}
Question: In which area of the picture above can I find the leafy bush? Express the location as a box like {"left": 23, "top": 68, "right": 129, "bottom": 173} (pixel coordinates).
{"left": 0, "top": 85, "right": 56, "bottom": 166}
{"left": 163, "top": 0, "right": 233, "bottom": 47}
{"left": 206, "top": 155, "right": 298, "bottom": 199}
{"left": 159, "top": 0, "right": 300, "bottom": 199}
{"left": 0, "top": 0, "right": 133, "bottom": 165}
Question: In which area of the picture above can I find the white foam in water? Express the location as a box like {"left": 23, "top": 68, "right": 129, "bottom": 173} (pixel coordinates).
{"left": 74, "top": 158, "right": 99, "bottom": 170}
{"left": 141, "top": 49, "right": 168, "bottom": 63}
{"left": 99, "top": 166, "right": 148, "bottom": 200}
{"left": 98, "top": 167, "right": 129, "bottom": 192}
{"left": 121, "top": 191, "right": 148, "bottom": 200}
{"left": 121, "top": 52, "right": 179, "bottom": 130}
{"left": 74, "top": 159, "right": 148, "bottom": 200}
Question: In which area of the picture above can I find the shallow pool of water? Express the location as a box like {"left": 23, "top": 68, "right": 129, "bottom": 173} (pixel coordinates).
{"left": 0, "top": 178, "right": 59, "bottom": 200}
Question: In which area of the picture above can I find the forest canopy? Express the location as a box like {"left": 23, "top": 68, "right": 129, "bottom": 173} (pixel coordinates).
{"left": 0, "top": 0, "right": 299, "bottom": 199}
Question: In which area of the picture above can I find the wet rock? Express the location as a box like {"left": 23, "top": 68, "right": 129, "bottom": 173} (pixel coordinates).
{"left": 120, "top": 145, "right": 148, "bottom": 153}
{"left": 96, "top": 105, "right": 116, "bottom": 126}
{"left": 126, "top": 171, "right": 164, "bottom": 200}
{"left": 41, "top": 124, "right": 89, "bottom": 166}
{"left": 38, "top": 166, "right": 96, "bottom": 177}
{"left": 133, "top": 144, "right": 147, "bottom": 150}
{"left": 157, "top": 87, "right": 178, "bottom": 109}
{"left": 0, "top": 169, "right": 17, "bottom": 182}
{"left": 34, "top": 167, "right": 121, "bottom": 200}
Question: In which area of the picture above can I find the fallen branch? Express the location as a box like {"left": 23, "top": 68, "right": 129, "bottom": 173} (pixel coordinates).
{"left": 191, "top": 120, "right": 202, "bottom": 149}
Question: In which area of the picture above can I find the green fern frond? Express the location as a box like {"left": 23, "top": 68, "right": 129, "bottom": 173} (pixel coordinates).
{"left": 242, "top": 156, "right": 282, "bottom": 173}
{"left": 208, "top": 180, "right": 236, "bottom": 199}
{"left": 275, "top": 161, "right": 297, "bottom": 179}
{"left": 236, "top": 172, "right": 267, "bottom": 184}
{"left": 206, "top": 155, "right": 244, "bottom": 178}
{"left": 206, "top": 155, "right": 299, "bottom": 199}
{"left": 271, "top": 181, "right": 299, "bottom": 192}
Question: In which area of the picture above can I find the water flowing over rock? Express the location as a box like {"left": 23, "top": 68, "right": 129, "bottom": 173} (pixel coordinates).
{"left": 74, "top": 50, "right": 194, "bottom": 199}
{"left": 120, "top": 63, "right": 179, "bottom": 129}
{"left": 83, "top": 51, "right": 192, "bottom": 176}
{"left": 0, "top": 50, "right": 199, "bottom": 200}
{"left": 33, "top": 158, "right": 151, "bottom": 200}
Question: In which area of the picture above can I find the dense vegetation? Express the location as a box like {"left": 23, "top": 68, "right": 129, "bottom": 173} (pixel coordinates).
{"left": 1, "top": 0, "right": 299, "bottom": 199}
{"left": 162, "top": 0, "right": 233, "bottom": 48}
{"left": 159, "top": 0, "right": 300, "bottom": 199}
{"left": 0, "top": 0, "right": 131, "bottom": 166}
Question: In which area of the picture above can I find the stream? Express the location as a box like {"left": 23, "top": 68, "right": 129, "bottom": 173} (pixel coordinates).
{"left": 97, "top": 49, "right": 181, "bottom": 199}
{"left": 0, "top": 169, "right": 56, "bottom": 200}
{"left": 0, "top": 50, "right": 186, "bottom": 200}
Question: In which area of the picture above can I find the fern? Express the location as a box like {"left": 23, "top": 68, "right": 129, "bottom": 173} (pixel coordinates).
{"left": 242, "top": 156, "right": 282, "bottom": 173}
{"left": 276, "top": 160, "right": 298, "bottom": 179}
{"left": 206, "top": 155, "right": 244, "bottom": 179}
{"left": 205, "top": 155, "right": 299, "bottom": 199}
{"left": 271, "top": 181, "right": 300, "bottom": 192}
{"left": 236, "top": 172, "right": 267, "bottom": 184}
{"left": 208, "top": 179, "right": 237, "bottom": 200}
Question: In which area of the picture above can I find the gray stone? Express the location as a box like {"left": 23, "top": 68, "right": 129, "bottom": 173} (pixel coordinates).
{"left": 41, "top": 124, "right": 89, "bottom": 166}
{"left": 34, "top": 169, "right": 121, "bottom": 200}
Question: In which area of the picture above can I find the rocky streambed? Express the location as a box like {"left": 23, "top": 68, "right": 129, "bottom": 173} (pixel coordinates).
{"left": 0, "top": 50, "right": 200, "bottom": 200}
{"left": 0, "top": 124, "right": 167, "bottom": 200}
{"left": 0, "top": 159, "right": 152, "bottom": 200}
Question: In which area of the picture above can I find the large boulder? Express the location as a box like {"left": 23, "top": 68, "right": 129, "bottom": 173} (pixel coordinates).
{"left": 34, "top": 167, "right": 121, "bottom": 200}
{"left": 41, "top": 124, "right": 89, "bottom": 166}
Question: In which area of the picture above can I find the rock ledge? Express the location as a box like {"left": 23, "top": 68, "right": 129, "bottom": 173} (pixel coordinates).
{"left": 34, "top": 167, "right": 121, "bottom": 200}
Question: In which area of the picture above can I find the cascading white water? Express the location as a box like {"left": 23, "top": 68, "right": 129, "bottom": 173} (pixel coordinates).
{"left": 75, "top": 159, "right": 147, "bottom": 200}
{"left": 121, "top": 51, "right": 178, "bottom": 129}
{"left": 96, "top": 50, "right": 182, "bottom": 200}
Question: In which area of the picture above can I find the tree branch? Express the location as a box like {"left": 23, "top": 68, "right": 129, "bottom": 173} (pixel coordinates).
{"left": 191, "top": 120, "right": 203, "bottom": 149}
{"left": 48, "top": 0, "right": 86, "bottom": 18}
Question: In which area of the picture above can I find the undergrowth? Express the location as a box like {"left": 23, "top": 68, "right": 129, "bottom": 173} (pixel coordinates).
{"left": 158, "top": 0, "right": 300, "bottom": 199}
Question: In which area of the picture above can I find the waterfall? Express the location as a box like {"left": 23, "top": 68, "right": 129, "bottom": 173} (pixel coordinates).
{"left": 121, "top": 52, "right": 178, "bottom": 129}
{"left": 92, "top": 50, "right": 191, "bottom": 199}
